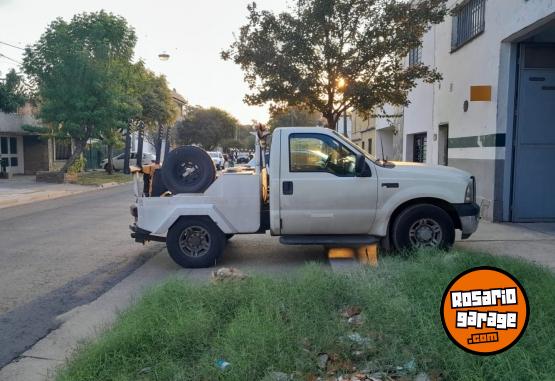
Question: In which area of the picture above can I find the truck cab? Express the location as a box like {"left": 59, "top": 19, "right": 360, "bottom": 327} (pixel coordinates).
{"left": 131, "top": 127, "right": 480, "bottom": 268}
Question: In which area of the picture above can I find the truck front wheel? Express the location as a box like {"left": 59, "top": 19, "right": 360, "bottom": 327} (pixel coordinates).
{"left": 391, "top": 204, "right": 455, "bottom": 251}
{"left": 166, "top": 217, "right": 225, "bottom": 268}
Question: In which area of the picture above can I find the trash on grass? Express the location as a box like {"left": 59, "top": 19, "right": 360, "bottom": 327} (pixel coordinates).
{"left": 347, "top": 314, "right": 364, "bottom": 325}
{"left": 212, "top": 267, "right": 248, "bottom": 282}
{"left": 340, "top": 306, "right": 362, "bottom": 318}
{"left": 261, "top": 371, "right": 291, "bottom": 381}
{"left": 215, "top": 359, "right": 231, "bottom": 370}
{"left": 317, "top": 353, "right": 329, "bottom": 369}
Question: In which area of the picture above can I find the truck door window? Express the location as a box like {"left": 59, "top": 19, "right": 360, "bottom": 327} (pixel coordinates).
{"left": 289, "top": 133, "right": 357, "bottom": 176}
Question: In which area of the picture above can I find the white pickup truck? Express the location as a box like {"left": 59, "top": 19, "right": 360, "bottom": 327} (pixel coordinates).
{"left": 130, "top": 126, "right": 479, "bottom": 268}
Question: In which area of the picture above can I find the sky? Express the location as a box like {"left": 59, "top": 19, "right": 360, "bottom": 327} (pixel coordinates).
{"left": 0, "top": 0, "right": 289, "bottom": 124}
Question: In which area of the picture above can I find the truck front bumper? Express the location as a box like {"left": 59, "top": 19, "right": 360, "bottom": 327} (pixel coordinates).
{"left": 453, "top": 203, "right": 480, "bottom": 239}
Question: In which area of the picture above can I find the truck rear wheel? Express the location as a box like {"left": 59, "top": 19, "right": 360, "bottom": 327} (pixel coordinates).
{"left": 391, "top": 204, "right": 455, "bottom": 252}
{"left": 166, "top": 217, "right": 225, "bottom": 268}
{"left": 162, "top": 146, "right": 216, "bottom": 194}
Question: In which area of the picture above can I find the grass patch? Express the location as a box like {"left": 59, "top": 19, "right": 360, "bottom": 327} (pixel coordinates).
{"left": 75, "top": 171, "right": 132, "bottom": 186}
{"left": 56, "top": 250, "right": 555, "bottom": 381}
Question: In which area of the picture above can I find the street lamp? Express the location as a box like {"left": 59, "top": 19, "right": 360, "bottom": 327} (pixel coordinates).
{"left": 158, "top": 52, "right": 170, "bottom": 61}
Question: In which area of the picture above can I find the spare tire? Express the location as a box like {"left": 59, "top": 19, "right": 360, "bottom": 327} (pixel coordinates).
{"left": 161, "top": 146, "right": 216, "bottom": 194}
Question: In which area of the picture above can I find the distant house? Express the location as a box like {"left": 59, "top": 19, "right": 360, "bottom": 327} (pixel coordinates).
{"left": 350, "top": 112, "right": 376, "bottom": 157}
{"left": 0, "top": 104, "right": 54, "bottom": 175}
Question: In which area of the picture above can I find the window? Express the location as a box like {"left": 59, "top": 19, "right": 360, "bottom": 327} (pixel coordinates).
{"left": 0, "top": 137, "right": 7, "bottom": 154}
{"left": 10, "top": 157, "right": 18, "bottom": 167}
{"left": 409, "top": 46, "right": 422, "bottom": 66}
{"left": 9, "top": 137, "right": 17, "bottom": 154}
{"left": 362, "top": 141, "right": 365, "bottom": 150}
{"left": 289, "top": 133, "right": 357, "bottom": 177}
{"left": 368, "top": 139, "right": 373, "bottom": 155}
{"left": 55, "top": 138, "right": 72, "bottom": 160}
{"left": 451, "top": 0, "right": 486, "bottom": 51}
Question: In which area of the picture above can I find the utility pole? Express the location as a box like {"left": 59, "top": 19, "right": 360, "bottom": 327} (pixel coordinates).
{"left": 164, "top": 125, "right": 172, "bottom": 159}
{"left": 155, "top": 122, "right": 163, "bottom": 164}
{"left": 136, "top": 121, "right": 144, "bottom": 167}
{"left": 123, "top": 124, "right": 131, "bottom": 174}
{"left": 343, "top": 109, "right": 348, "bottom": 137}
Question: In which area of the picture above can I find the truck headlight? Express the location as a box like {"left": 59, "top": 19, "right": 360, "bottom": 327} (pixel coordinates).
{"left": 465, "top": 177, "right": 476, "bottom": 203}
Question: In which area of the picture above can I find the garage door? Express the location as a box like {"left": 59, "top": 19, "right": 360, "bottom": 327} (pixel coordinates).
{"left": 512, "top": 44, "right": 555, "bottom": 221}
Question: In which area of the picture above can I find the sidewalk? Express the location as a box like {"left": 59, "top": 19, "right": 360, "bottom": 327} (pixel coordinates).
{"left": 456, "top": 220, "right": 555, "bottom": 270}
{"left": 0, "top": 175, "right": 113, "bottom": 209}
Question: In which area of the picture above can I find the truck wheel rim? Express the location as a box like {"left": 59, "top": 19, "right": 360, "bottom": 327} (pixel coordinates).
{"left": 176, "top": 161, "right": 201, "bottom": 185}
{"left": 179, "top": 226, "right": 211, "bottom": 257}
{"left": 409, "top": 218, "right": 442, "bottom": 248}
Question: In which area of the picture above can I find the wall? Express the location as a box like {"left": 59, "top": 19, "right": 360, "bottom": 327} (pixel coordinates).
{"left": 23, "top": 136, "right": 50, "bottom": 174}
{"left": 401, "top": 0, "right": 555, "bottom": 220}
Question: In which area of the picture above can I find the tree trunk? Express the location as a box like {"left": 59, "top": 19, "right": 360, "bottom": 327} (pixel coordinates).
{"left": 325, "top": 115, "right": 336, "bottom": 130}
{"left": 106, "top": 144, "right": 114, "bottom": 174}
{"left": 60, "top": 139, "right": 86, "bottom": 173}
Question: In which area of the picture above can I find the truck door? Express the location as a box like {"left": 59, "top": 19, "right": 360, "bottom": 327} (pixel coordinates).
{"left": 279, "top": 131, "right": 378, "bottom": 235}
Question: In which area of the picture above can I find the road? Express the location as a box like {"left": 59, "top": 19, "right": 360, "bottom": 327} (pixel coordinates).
{"left": 0, "top": 184, "right": 327, "bottom": 368}
{"left": 0, "top": 184, "right": 161, "bottom": 367}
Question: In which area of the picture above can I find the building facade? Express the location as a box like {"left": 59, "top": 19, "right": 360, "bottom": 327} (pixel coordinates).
{"left": 350, "top": 112, "right": 376, "bottom": 156}
{"left": 387, "top": 0, "right": 555, "bottom": 222}
{"left": 0, "top": 105, "right": 53, "bottom": 175}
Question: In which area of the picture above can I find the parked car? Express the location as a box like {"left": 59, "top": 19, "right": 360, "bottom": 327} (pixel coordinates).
{"left": 236, "top": 152, "right": 251, "bottom": 164}
{"left": 130, "top": 127, "right": 479, "bottom": 268}
{"left": 208, "top": 151, "right": 224, "bottom": 170}
{"left": 102, "top": 152, "right": 155, "bottom": 172}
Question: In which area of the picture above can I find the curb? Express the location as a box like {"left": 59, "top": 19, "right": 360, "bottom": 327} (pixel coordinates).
{"left": 0, "top": 248, "right": 172, "bottom": 381}
{"left": 0, "top": 182, "right": 131, "bottom": 210}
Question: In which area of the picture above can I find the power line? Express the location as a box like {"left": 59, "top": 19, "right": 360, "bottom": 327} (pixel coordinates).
{"left": 0, "top": 53, "right": 22, "bottom": 65}
{"left": 0, "top": 41, "right": 25, "bottom": 50}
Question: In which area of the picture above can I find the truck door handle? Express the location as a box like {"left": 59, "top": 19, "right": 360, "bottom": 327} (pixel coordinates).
{"left": 282, "top": 181, "right": 294, "bottom": 195}
{"left": 382, "top": 183, "right": 399, "bottom": 188}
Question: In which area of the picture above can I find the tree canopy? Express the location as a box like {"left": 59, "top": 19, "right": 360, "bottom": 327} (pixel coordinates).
{"left": 0, "top": 69, "right": 27, "bottom": 113}
{"left": 23, "top": 11, "right": 138, "bottom": 171}
{"left": 222, "top": 0, "right": 447, "bottom": 129}
{"left": 174, "top": 106, "right": 240, "bottom": 150}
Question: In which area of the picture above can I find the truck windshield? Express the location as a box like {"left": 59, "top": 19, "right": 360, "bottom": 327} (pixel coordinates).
{"left": 330, "top": 130, "right": 378, "bottom": 162}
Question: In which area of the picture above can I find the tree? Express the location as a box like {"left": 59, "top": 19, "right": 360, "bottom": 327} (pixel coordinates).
{"left": 23, "top": 11, "right": 138, "bottom": 172}
{"left": 134, "top": 65, "right": 177, "bottom": 161}
{"left": 222, "top": 0, "right": 447, "bottom": 129}
{"left": 268, "top": 106, "right": 323, "bottom": 130}
{"left": 0, "top": 69, "right": 27, "bottom": 113}
{"left": 174, "top": 106, "right": 239, "bottom": 150}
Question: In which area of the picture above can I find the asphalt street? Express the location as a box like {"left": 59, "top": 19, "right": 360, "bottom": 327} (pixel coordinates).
{"left": 0, "top": 184, "right": 327, "bottom": 368}
{"left": 0, "top": 184, "right": 161, "bottom": 367}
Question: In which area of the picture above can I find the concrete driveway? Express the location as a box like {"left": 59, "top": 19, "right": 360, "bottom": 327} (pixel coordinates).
{"left": 456, "top": 220, "right": 555, "bottom": 270}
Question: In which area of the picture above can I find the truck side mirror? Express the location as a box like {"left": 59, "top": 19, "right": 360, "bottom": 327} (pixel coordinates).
{"left": 355, "top": 155, "right": 368, "bottom": 177}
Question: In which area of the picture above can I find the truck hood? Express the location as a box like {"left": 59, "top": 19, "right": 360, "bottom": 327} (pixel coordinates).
{"left": 383, "top": 161, "right": 472, "bottom": 180}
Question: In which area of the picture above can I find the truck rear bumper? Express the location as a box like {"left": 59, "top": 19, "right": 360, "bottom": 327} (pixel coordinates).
{"left": 130, "top": 224, "right": 166, "bottom": 243}
{"left": 453, "top": 203, "right": 480, "bottom": 239}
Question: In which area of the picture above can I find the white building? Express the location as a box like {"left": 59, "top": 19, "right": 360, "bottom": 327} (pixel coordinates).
{"left": 386, "top": 0, "right": 555, "bottom": 222}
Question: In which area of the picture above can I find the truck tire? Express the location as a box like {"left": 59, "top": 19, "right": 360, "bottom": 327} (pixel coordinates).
{"left": 166, "top": 217, "right": 225, "bottom": 268}
{"left": 161, "top": 146, "right": 216, "bottom": 194}
{"left": 391, "top": 204, "right": 455, "bottom": 252}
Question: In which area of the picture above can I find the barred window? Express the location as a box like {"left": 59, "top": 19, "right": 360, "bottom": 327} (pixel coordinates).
{"left": 55, "top": 138, "right": 72, "bottom": 160}
{"left": 451, "top": 0, "right": 486, "bottom": 51}
{"left": 409, "top": 46, "right": 422, "bottom": 66}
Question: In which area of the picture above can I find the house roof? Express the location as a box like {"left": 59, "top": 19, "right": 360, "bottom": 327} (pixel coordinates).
{"left": 171, "top": 89, "right": 186, "bottom": 105}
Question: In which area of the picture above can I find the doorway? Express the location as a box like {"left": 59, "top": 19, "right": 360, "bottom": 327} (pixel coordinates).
{"left": 511, "top": 43, "right": 555, "bottom": 221}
